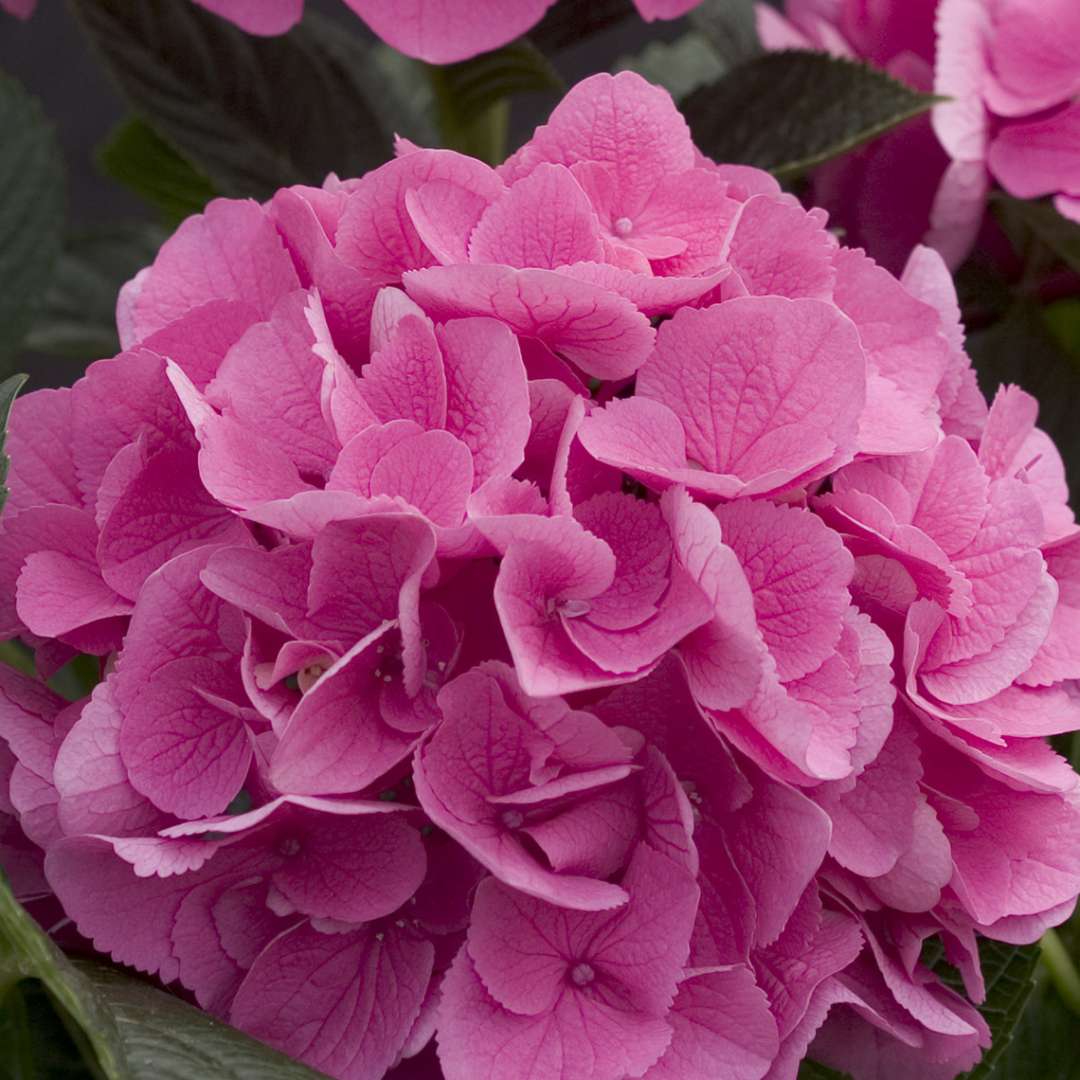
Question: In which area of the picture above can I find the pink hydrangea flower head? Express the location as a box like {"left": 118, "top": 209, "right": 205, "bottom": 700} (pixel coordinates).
{"left": 0, "top": 68, "right": 1076, "bottom": 1080}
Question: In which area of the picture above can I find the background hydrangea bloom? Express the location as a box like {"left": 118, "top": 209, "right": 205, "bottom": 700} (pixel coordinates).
{"left": 2, "top": 69, "right": 1080, "bottom": 1080}
{"left": 158, "top": 0, "right": 705, "bottom": 62}
{"left": 758, "top": 0, "right": 1080, "bottom": 270}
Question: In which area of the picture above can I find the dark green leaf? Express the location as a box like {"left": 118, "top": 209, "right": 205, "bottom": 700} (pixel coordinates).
{"left": 73, "top": 961, "right": 330, "bottom": 1080}
{"left": 983, "top": 972, "right": 1080, "bottom": 1080}
{"left": 1044, "top": 299, "right": 1080, "bottom": 361}
{"left": 0, "top": 373, "right": 28, "bottom": 518}
{"left": 0, "top": 873, "right": 126, "bottom": 1078}
{"left": 681, "top": 50, "right": 937, "bottom": 178}
{"left": 24, "top": 223, "right": 167, "bottom": 361}
{"left": 435, "top": 39, "right": 563, "bottom": 120}
{"left": 798, "top": 1060, "right": 851, "bottom": 1079}
{"left": 98, "top": 118, "right": 216, "bottom": 225}
{"left": 369, "top": 46, "right": 439, "bottom": 150}
{"left": 992, "top": 194, "right": 1080, "bottom": 276}
{"left": 688, "top": 0, "right": 761, "bottom": 66}
{"left": 967, "top": 303, "right": 1080, "bottom": 502}
{"left": 69, "top": 1, "right": 392, "bottom": 199}
{"left": 925, "top": 935, "right": 1043, "bottom": 1079}
{"left": 963, "top": 940, "right": 1042, "bottom": 1079}
{"left": 0, "top": 67, "right": 65, "bottom": 364}
{"left": 617, "top": 33, "right": 727, "bottom": 102}
{"left": 529, "top": 0, "right": 636, "bottom": 51}
{"left": 430, "top": 39, "right": 563, "bottom": 163}
{"left": 48, "top": 653, "right": 102, "bottom": 702}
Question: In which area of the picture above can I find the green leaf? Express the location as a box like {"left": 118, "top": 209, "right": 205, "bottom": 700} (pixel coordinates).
{"left": 992, "top": 194, "right": 1080, "bottom": 276}
{"left": 967, "top": 302, "right": 1080, "bottom": 502}
{"left": 0, "top": 373, "right": 28, "bottom": 518}
{"left": 24, "top": 223, "right": 167, "bottom": 361}
{"left": 0, "top": 872, "right": 127, "bottom": 1078}
{"left": 429, "top": 39, "right": 564, "bottom": 164}
{"left": 1044, "top": 299, "right": 1080, "bottom": 361}
{"left": 924, "top": 935, "right": 1043, "bottom": 1079}
{"left": 681, "top": 50, "right": 937, "bottom": 178}
{"left": 529, "top": 0, "right": 636, "bottom": 51}
{"left": 0, "top": 67, "right": 65, "bottom": 364}
{"left": 688, "top": 0, "right": 761, "bottom": 66}
{"left": 983, "top": 971, "right": 1080, "bottom": 1080}
{"left": 369, "top": 46, "right": 439, "bottom": 150}
{"left": 71, "top": 962, "right": 330, "bottom": 1080}
{"left": 798, "top": 1060, "right": 851, "bottom": 1079}
{"left": 963, "top": 940, "right": 1042, "bottom": 1079}
{"left": 69, "top": 1, "right": 393, "bottom": 200}
{"left": 98, "top": 118, "right": 216, "bottom": 225}
{"left": 617, "top": 32, "right": 728, "bottom": 102}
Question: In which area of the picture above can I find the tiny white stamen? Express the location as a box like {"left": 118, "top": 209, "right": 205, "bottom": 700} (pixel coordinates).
{"left": 375, "top": 931, "right": 385, "bottom": 942}
{"left": 559, "top": 597, "right": 591, "bottom": 618}
{"left": 501, "top": 810, "right": 524, "bottom": 830}
{"left": 278, "top": 836, "right": 302, "bottom": 857}
{"left": 395, "top": 920, "right": 406, "bottom": 928}
{"left": 613, "top": 217, "right": 633, "bottom": 237}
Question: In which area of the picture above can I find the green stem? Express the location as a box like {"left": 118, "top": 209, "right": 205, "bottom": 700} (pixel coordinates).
{"left": 1041, "top": 928, "right": 1080, "bottom": 1017}
{"left": 426, "top": 64, "right": 509, "bottom": 165}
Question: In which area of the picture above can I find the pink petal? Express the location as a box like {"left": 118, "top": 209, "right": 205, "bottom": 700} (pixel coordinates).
{"left": 404, "top": 264, "right": 655, "bottom": 380}
{"left": 636, "top": 297, "right": 865, "bottom": 494}
{"left": 500, "top": 72, "right": 695, "bottom": 221}
{"left": 119, "top": 656, "right": 254, "bottom": 818}
{"left": 126, "top": 199, "right": 299, "bottom": 344}
{"left": 270, "top": 809, "right": 426, "bottom": 923}
{"left": 231, "top": 921, "right": 434, "bottom": 1078}
{"left": 988, "top": 103, "right": 1080, "bottom": 200}
{"left": 191, "top": 0, "right": 303, "bottom": 34}
{"left": 5, "top": 388, "right": 80, "bottom": 512}
{"left": 270, "top": 628, "right": 418, "bottom": 795}
{"left": 167, "top": 362, "right": 312, "bottom": 509}
{"left": 97, "top": 446, "right": 249, "bottom": 601}
{"left": 553, "top": 262, "right": 729, "bottom": 317}
{"left": 723, "top": 195, "right": 837, "bottom": 299}
{"left": 716, "top": 499, "right": 852, "bottom": 683}
{"left": 207, "top": 290, "right": 341, "bottom": 476}
{"left": 643, "top": 967, "right": 778, "bottom": 1080}
{"left": 470, "top": 165, "right": 605, "bottom": 269}
{"left": 438, "top": 317, "right": 530, "bottom": 486}
{"left": 335, "top": 150, "right": 505, "bottom": 280}
{"left": 340, "top": 0, "right": 556, "bottom": 63}
{"left": 54, "top": 679, "right": 169, "bottom": 838}
{"left": 982, "top": 0, "right": 1080, "bottom": 116}
{"left": 413, "top": 663, "right": 633, "bottom": 910}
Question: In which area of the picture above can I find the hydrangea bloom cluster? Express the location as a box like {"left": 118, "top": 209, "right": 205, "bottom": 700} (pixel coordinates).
{"left": 2, "top": 72, "right": 1080, "bottom": 1080}
{"left": 0, "top": 0, "right": 704, "bottom": 63}
{"left": 759, "top": 0, "right": 1080, "bottom": 271}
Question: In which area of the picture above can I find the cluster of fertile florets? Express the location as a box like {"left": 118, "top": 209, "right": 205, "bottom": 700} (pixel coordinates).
{"left": 2, "top": 73, "right": 1080, "bottom": 1080}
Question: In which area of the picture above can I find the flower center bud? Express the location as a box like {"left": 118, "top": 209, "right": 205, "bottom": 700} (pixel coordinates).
{"left": 278, "top": 835, "right": 302, "bottom": 857}
{"left": 297, "top": 663, "right": 327, "bottom": 694}
{"left": 558, "top": 597, "right": 592, "bottom": 619}
{"left": 570, "top": 962, "right": 596, "bottom": 987}
{"left": 500, "top": 810, "right": 524, "bottom": 830}
{"left": 613, "top": 216, "right": 634, "bottom": 237}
